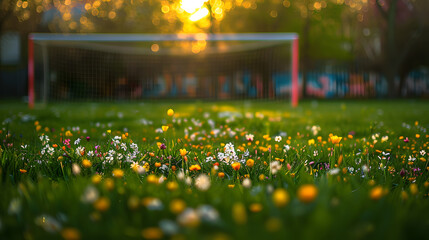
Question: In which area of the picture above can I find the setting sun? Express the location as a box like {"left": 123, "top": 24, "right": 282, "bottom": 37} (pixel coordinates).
{"left": 180, "top": 0, "right": 208, "bottom": 14}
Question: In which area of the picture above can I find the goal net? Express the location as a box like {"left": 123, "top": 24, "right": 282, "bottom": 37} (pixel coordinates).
{"left": 28, "top": 33, "right": 299, "bottom": 107}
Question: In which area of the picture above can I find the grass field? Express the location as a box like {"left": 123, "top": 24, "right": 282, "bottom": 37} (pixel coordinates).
{"left": 1, "top": 100, "right": 429, "bottom": 239}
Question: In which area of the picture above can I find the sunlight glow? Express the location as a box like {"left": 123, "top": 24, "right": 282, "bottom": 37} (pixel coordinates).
{"left": 189, "top": 7, "right": 210, "bottom": 22}
{"left": 180, "top": 0, "right": 208, "bottom": 14}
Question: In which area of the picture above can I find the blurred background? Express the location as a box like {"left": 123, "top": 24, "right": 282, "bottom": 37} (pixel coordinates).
{"left": 0, "top": 0, "right": 428, "bottom": 101}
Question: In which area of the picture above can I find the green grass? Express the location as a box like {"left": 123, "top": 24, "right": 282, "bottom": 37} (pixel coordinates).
{"left": 1, "top": 100, "right": 429, "bottom": 240}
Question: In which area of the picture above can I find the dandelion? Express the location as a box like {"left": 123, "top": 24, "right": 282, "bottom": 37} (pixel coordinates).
{"left": 167, "top": 109, "right": 174, "bottom": 116}
{"left": 275, "top": 136, "right": 282, "bottom": 142}
{"left": 272, "top": 189, "right": 289, "bottom": 207}
{"left": 195, "top": 174, "right": 211, "bottom": 191}
{"left": 297, "top": 184, "right": 318, "bottom": 203}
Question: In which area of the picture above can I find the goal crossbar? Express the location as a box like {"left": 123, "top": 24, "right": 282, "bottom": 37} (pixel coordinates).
{"left": 28, "top": 33, "right": 299, "bottom": 107}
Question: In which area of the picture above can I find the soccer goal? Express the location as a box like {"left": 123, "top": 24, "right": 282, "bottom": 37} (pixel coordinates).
{"left": 28, "top": 33, "right": 299, "bottom": 108}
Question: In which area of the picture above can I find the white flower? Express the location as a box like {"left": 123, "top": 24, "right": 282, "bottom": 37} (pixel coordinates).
{"left": 194, "top": 174, "right": 211, "bottom": 191}
{"left": 87, "top": 151, "right": 94, "bottom": 157}
{"left": 408, "top": 156, "right": 416, "bottom": 162}
{"left": 275, "top": 136, "right": 282, "bottom": 142}
{"left": 76, "top": 146, "right": 84, "bottom": 156}
{"left": 72, "top": 163, "right": 81, "bottom": 175}
{"left": 381, "top": 136, "right": 388, "bottom": 143}
{"left": 158, "top": 175, "right": 165, "bottom": 184}
{"left": 284, "top": 145, "right": 290, "bottom": 151}
{"left": 74, "top": 138, "right": 81, "bottom": 145}
{"left": 242, "top": 178, "right": 252, "bottom": 188}
{"left": 313, "top": 150, "right": 318, "bottom": 157}
{"left": 80, "top": 185, "right": 99, "bottom": 203}
{"left": 8, "top": 198, "right": 21, "bottom": 215}
{"left": 245, "top": 134, "right": 254, "bottom": 141}
{"left": 420, "top": 150, "right": 426, "bottom": 156}
{"left": 47, "top": 147, "right": 54, "bottom": 156}
{"left": 185, "top": 176, "right": 192, "bottom": 186}
{"left": 177, "top": 208, "right": 200, "bottom": 227}
{"left": 197, "top": 205, "right": 219, "bottom": 222}
{"left": 270, "top": 161, "right": 282, "bottom": 175}
{"left": 328, "top": 168, "right": 340, "bottom": 175}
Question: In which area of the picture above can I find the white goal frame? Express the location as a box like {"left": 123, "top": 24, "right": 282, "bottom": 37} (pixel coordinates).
{"left": 28, "top": 33, "right": 299, "bottom": 107}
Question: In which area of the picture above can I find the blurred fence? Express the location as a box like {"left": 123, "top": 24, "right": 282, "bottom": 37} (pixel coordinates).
{"left": 304, "top": 69, "right": 429, "bottom": 98}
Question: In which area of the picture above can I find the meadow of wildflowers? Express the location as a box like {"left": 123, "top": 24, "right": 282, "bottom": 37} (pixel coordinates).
{"left": 0, "top": 100, "right": 429, "bottom": 239}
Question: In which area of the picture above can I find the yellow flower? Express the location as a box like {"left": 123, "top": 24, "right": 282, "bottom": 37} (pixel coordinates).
{"left": 112, "top": 169, "right": 124, "bottom": 178}
{"left": 82, "top": 159, "right": 92, "bottom": 168}
{"left": 146, "top": 174, "right": 159, "bottom": 184}
{"left": 94, "top": 197, "right": 110, "bottom": 212}
{"left": 167, "top": 181, "right": 179, "bottom": 191}
{"left": 155, "top": 162, "right": 162, "bottom": 168}
{"left": 330, "top": 135, "right": 342, "bottom": 144}
{"left": 231, "top": 162, "right": 241, "bottom": 171}
{"left": 410, "top": 183, "right": 418, "bottom": 195}
{"left": 249, "top": 203, "right": 263, "bottom": 213}
{"left": 218, "top": 172, "right": 225, "bottom": 178}
{"left": 297, "top": 184, "right": 318, "bottom": 203}
{"left": 189, "top": 164, "right": 201, "bottom": 171}
{"left": 92, "top": 174, "right": 102, "bottom": 184}
{"left": 162, "top": 125, "right": 169, "bottom": 132}
{"left": 104, "top": 178, "right": 115, "bottom": 191}
{"left": 170, "top": 199, "right": 186, "bottom": 214}
{"left": 61, "top": 228, "right": 81, "bottom": 240}
{"left": 369, "top": 186, "right": 384, "bottom": 200}
{"left": 141, "top": 227, "right": 163, "bottom": 240}
{"left": 179, "top": 148, "right": 187, "bottom": 156}
{"left": 65, "top": 130, "right": 73, "bottom": 137}
{"left": 167, "top": 108, "right": 174, "bottom": 116}
{"left": 232, "top": 203, "right": 247, "bottom": 225}
{"left": 272, "top": 188, "right": 289, "bottom": 207}
{"left": 246, "top": 159, "right": 254, "bottom": 168}
{"left": 308, "top": 139, "right": 315, "bottom": 145}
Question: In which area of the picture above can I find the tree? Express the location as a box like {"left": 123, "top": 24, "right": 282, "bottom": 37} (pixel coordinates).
{"left": 368, "top": 0, "right": 427, "bottom": 97}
